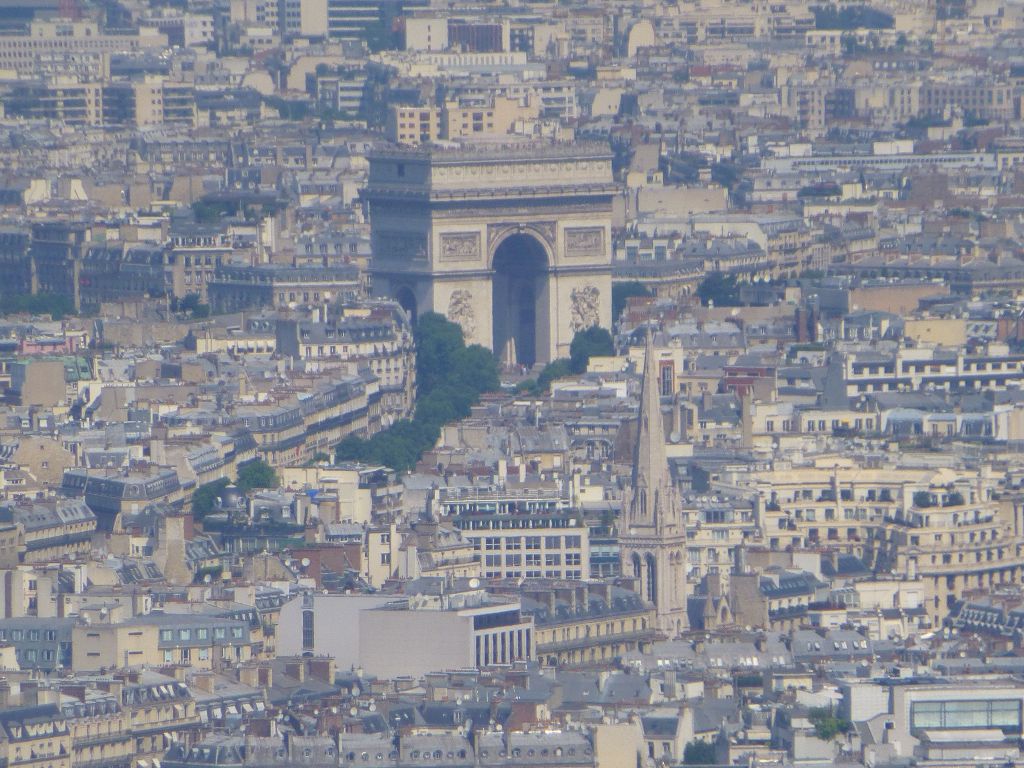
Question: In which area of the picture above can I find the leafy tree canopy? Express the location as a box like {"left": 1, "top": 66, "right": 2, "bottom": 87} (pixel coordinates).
{"left": 0, "top": 293, "right": 75, "bottom": 320}
{"left": 179, "top": 293, "right": 211, "bottom": 318}
{"left": 697, "top": 271, "right": 743, "bottom": 307}
{"left": 569, "top": 326, "right": 614, "bottom": 374}
{"left": 808, "top": 706, "right": 852, "bottom": 741}
{"left": 812, "top": 4, "right": 894, "bottom": 29}
{"left": 237, "top": 459, "right": 278, "bottom": 493}
{"left": 683, "top": 740, "right": 717, "bottom": 765}
{"left": 336, "top": 313, "right": 499, "bottom": 472}
{"left": 192, "top": 477, "right": 230, "bottom": 518}
{"left": 612, "top": 281, "right": 653, "bottom": 322}
{"left": 537, "top": 358, "right": 573, "bottom": 392}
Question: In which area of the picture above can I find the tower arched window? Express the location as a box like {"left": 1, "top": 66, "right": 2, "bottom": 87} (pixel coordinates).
{"left": 645, "top": 553, "right": 657, "bottom": 605}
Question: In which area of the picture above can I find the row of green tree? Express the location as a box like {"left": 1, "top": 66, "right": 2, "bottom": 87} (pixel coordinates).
{"left": 812, "top": 4, "right": 894, "bottom": 29}
{"left": 334, "top": 313, "right": 500, "bottom": 472}
{"left": 191, "top": 459, "right": 279, "bottom": 518}
{"left": 0, "top": 293, "right": 76, "bottom": 320}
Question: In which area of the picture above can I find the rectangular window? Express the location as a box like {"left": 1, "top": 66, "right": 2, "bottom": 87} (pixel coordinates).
{"left": 525, "top": 537, "right": 541, "bottom": 549}
{"left": 544, "top": 536, "right": 561, "bottom": 549}
{"left": 485, "top": 537, "right": 501, "bottom": 551}
{"left": 302, "top": 610, "right": 314, "bottom": 650}
{"left": 545, "top": 554, "right": 561, "bottom": 567}
{"left": 911, "top": 700, "right": 1021, "bottom": 733}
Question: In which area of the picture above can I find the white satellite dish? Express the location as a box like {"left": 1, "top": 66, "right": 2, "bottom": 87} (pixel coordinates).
{"left": 301, "top": 558, "right": 311, "bottom": 568}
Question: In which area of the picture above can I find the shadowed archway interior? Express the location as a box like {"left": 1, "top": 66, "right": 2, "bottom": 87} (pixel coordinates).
{"left": 394, "top": 285, "right": 417, "bottom": 325}
{"left": 491, "top": 233, "right": 548, "bottom": 367}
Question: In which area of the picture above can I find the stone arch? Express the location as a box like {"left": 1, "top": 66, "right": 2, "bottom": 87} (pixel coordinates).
{"left": 488, "top": 224, "right": 555, "bottom": 269}
{"left": 491, "top": 232, "right": 550, "bottom": 367}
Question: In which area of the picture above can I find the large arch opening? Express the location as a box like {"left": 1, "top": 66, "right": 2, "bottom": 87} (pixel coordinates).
{"left": 394, "top": 286, "right": 417, "bottom": 326}
{"left": 492, "top": 234, "right": 548, "bottom": 367}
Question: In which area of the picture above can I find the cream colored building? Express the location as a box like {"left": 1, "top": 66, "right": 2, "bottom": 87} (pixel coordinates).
{"left": 0, "top": 21, "right": 167, "bottom": 76}
{"left": 387, "top": 95, "right": 540, "bottom": 145}
{"left": 72, "top": 619, "right": 160, "bottom": 671}
{"left": 739, "top": 460, "right": 1024, "bottom": 624}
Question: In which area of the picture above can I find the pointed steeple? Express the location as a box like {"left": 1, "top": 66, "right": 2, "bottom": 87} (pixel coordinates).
{"left": 629, "top": 327, "right": 670, "bottom": 524}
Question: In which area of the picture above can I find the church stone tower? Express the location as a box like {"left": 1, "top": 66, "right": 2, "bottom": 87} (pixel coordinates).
{"left": 619, "top": 331, "right": 689, "bottom": 636}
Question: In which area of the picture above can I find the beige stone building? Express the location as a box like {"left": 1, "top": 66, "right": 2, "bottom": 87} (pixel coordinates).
{"left": 742, "top": 460, "right": 1024, "bottom": 623}
{"left": 72, "top": 618, "right": 161, "bottom": 671}
{"left": 0, "top": 701, "right": 72, "bottom": 768}
{"left": 387, "top": 96, "right": 540, "bottom": 145}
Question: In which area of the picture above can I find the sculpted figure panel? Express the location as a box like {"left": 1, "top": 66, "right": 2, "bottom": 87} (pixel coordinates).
{"left": 571, "top": 286, "right": 601, "bottom": 332}
{"left": 447, "top": 290, "right": 476, "bottom": 337}
{"left": 565, "top": 227, "right": 605, "bottom": 257}
{"left": 439, "top": 233, "right": 481, "bottom": 262}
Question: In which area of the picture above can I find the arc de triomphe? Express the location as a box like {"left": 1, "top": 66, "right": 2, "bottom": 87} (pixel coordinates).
{"left": 364, "top": 143, "right": 615, "bottom": 366}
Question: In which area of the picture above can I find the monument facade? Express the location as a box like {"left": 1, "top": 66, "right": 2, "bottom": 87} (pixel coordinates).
{"left": 364, "top": 143, "right": 615, "bottom": 366}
